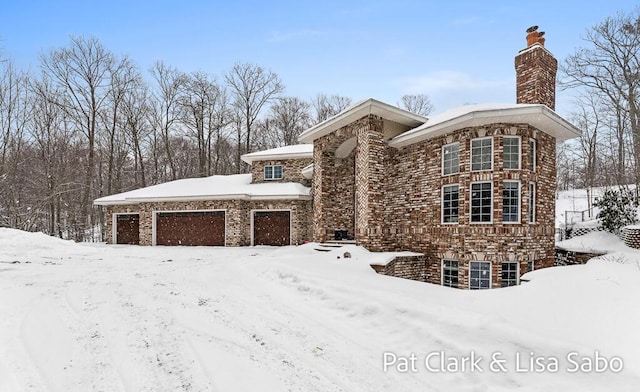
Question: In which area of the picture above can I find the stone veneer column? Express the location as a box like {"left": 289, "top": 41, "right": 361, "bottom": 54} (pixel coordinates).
{"left": 355, "top": 115, "right": 386, "bottom": 251}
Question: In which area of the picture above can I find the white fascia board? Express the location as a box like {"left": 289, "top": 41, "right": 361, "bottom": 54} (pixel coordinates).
{"left": 389, "top": 105, "right": 581, "bottom": 148}
{"left": 249, "top": 194, "right": 312, "bottom": 201}
{"left": 94, "top": 193, "right": 311, "bottom": 205}
{"left": 297, "top": 98, "right": 427, "bottom": 144}
{"left": 241, "top": 151, "right": 313, "bottom": 165}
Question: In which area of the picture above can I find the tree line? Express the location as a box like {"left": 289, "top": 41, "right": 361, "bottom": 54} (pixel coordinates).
{"left": 557, "top": 8, "right": 640, "bottom": 212}
{"left": 0, "top": 35, "right": 432, "bottom": 240}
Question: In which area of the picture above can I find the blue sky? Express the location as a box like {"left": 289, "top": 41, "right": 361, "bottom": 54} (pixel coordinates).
{"left": 1, "top": 1, "right": 638, "bottom": 117}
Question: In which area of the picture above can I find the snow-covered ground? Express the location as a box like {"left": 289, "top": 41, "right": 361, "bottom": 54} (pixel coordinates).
{"left": 1, "top": 228, "right": 639, "bottom": 391}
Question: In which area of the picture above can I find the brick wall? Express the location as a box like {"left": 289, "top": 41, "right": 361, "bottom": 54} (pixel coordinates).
{"left": 250, "top": 158, "right": 313, "bottom": 186}
{"left": 312, "top": 120, "right": 558, "bottom": 288}
{"left": 105, "top": 199, "right": 311, "bottom": 246}
{"left": 373, "top": 255, "right": 426, "bottom": 282}
{"left": 515, "top": 44, "right": 558, "bottom": 110}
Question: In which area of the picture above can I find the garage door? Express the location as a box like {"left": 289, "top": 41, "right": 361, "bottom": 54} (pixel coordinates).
{"left": 253, "top": 211, "right": 291, "bottom": 246}
{"left": 116, "top": 214, "right": 140, "bottom": 245}
{"left": 156, "top": 211, "right": 225, "bottom": 246}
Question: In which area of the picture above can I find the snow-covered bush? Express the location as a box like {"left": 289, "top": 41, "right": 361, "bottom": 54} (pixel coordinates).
{"left": 594, "top": 187, "right": 639, "bottom": 234}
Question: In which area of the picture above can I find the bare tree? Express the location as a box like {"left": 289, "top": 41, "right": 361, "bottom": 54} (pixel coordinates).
{"left": 569, "top": 93, "right": 605, "bottom": 214}
{"left": 398, "top": 93, "right": 433, "bottom": 116}
{"left": 311, "top": 93, "right": 352, "bottom": 123}
{"left": 257, "top": 96, "right": 311, "bottom": 148}
{"left": 149, "top": 61, "right": 186, "bottom": 181}
{"left": 121, "top": 76, "right": 150, "bottom": 188}
{"left": 225, "top": 62, "right": 284, "bottom": 172}
{"left": 40, "top": 36, "right": 114, "bottom": 240}
{"left": 561, "top": 9, "right": 640, "bottom": 186}
{"left": 180, "top": 72, "right": 231, "bottom": 176}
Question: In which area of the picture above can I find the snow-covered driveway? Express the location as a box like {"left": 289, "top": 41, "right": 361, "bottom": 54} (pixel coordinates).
{"left": 0, "top": 229, "right": 639, "bottom": 391}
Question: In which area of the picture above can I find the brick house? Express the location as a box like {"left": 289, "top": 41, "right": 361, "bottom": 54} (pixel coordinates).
{"left": 94, "top": 144, "right": 314, "bottom": 247}
{"left": 95, "top": 28, "right": 580, "bottom": 289}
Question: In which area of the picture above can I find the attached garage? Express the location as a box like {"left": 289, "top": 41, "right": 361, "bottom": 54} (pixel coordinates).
{"left": 155, "top": 210, "right": 225, "bottom": 246}
{"left": 253, "top": 210, "right": 291, "bottom": 246}
{"left": 115, "top": 214, "right": 140, "bottom": 244}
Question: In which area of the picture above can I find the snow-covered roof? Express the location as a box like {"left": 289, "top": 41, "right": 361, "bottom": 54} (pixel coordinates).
{"left": 389, "top": 103, "right": 581, "bottom": 148}
{"left": 301, "top": 163, "right": 313, "bottom": 180}
{"left": 241, "top": 144, "right": 313, "bottom": 164}
{"left": 93, "top": 174, "right": 311, "bottom": 206}
{"left": 297, "top": 98, "right": 428, "bottom": 144}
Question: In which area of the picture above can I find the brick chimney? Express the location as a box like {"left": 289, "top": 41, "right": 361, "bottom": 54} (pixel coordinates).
{"left": 515, "top": 26, "right": 558, "bottom": 110}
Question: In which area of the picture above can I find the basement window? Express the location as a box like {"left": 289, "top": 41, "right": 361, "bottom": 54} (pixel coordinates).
{"left": 469, "top": 261, "right": 491, "bottom": 290}
{"left": 501, "top": 262, "right": 519, "bottom": 287}
{"left": 442, "top": 259, "right": 459, "bottom": 288}
{"left": 264, "top": 165, "right": 283, "bottom": 180}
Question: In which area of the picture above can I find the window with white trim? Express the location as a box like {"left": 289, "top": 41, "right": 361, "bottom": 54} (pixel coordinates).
{"left": 471, "top": 182, "right": 492, "bottom": 223}
{"left": 529, "top": 182, "right": 536, "bottom": 223}
{"left": 442, "top": 143, "right": 460, "bottom": 175}
{"left": 470, "top": 261, "right": 491, "bottom": 290}
{"left": 442, "top": 259, "right": 459, "bottom": 288}
{"left": 501, "top": 262, "right": 519, "bottom": 287}
{"left": 471, "top": 137, "right": 493, "bottom": 171}
{"left": 264, "top": 165, "right": 283, "bottom": 180}
{"left": 442, "top": 185, "right": 459, "bottom": 223}
{"left": 529, "top": 139, "right": 536, "bottom": 171}
{"left": 503, "top": 181, "right": 520, "bottom": 223}
{"left": 503, "top": 136, "right": 520, "bottom": 169}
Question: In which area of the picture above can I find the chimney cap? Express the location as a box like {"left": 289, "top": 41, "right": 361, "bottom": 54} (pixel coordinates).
{"left": 526, "top": 25, "right": 546, "bottom": 47}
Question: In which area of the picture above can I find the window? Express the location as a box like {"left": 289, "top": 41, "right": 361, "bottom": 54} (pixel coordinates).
{"left": 529, "top": 139, "right": 536, "bottom": 171}
{"left": 471, "top": 137, "right": 493, "bottom": 171}
{"left": 264, "top": 165, "right": 283, "bottom": 180}
{"left": 501, "top": 262, "right": 519, "bottom": 287}
{"left": 442, "top": 260, "right": 459, "bottom": 288}
{"left": 442, "top": 143, "right": 460, "bottom": 175}
{"left": 503, "top": 181, "right": 520, "bottom": 223}
{"left": 442, "top": 185, "right": 459, "bottom": 223}
{"left": 503, "top": 136, "right": 520, "bottom": 169}
{"left": 470, "top": 261, "right": 491, "bottom": 290}
{"left": 470, "top": 182, "right": 492, "bottom": 223}
{"left": 529, "top": 182, "right": 536, "bottom": 223}
{"left": 527, "top": 260, "right": 535, "bottom": 272}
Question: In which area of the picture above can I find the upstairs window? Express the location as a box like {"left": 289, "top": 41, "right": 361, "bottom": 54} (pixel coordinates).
{"left": 503, "top": 181, "right": 520, "bottom": 223}
{"left": 471, "top": 137, "right": 493, "bottom": 171}
{"left": 529, "top": 139, "right": 537, "bottom": 171}
{"left": 529, "top": 182, "right": 536, "bottom": 223}
{"left": 471, "top": 182, "right": 492, "bottom": 223}
{"left": 503, "top": 136, "right": 521, "bottom": 169}
{"left": 264, "top": 165, "right": 283, "bottom": 180}
{"left": 442, "top": 185, "right": 459, "bottom": 223}
{"left": 442, "top": 143, "right": 460, "bottom": 175}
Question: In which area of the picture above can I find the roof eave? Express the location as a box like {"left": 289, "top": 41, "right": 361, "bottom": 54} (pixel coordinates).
{"left": 241, "top": 151, "right": 313, "bottom": 165}
{"left": 298, "top": 98, "right": 428, "bottom": 144}
{"left": 388, "top": 105, "right": 581, "bottom": 148}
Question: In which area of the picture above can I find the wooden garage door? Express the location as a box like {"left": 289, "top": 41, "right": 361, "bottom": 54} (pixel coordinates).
{"left": 116, "top": 214, "right": 140, "bottom": 245}
{"left": 253, "top": 211, "right": 291, "bottom": 246}
{"left": 156, "top": 211, "right": 225, "bottom": 246}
